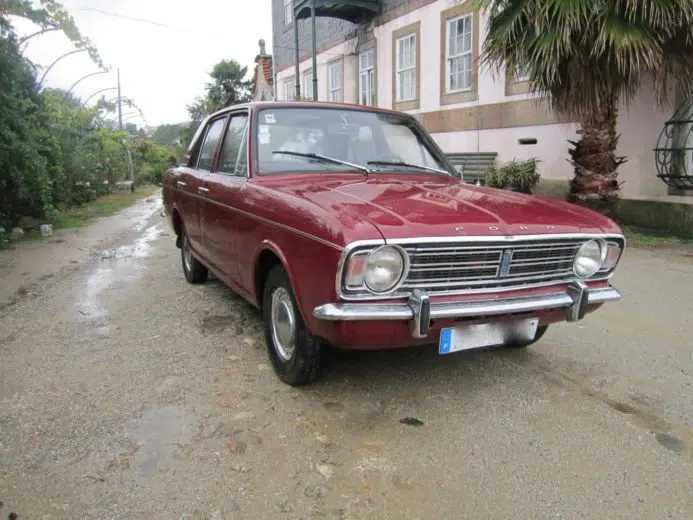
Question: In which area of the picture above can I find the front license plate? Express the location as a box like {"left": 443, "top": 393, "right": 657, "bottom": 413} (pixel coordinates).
{"left": 439, "top": 318, "right": 539, "bottom": 355}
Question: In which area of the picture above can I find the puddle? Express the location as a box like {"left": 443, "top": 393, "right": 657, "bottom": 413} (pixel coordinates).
{"left": 100, "top": 223, "right": 164, "bottom": 261}
{"left": 130, "top": 405, "right": 195, "bottom": 483}
{"left": 655, "top": 432, "right": 686, "bottom": 454}
{"left": 131, "top": 197, "right": 163, "bottom": 232}
{"left": 77, "top": 223, "right": 165, "bottom": 319}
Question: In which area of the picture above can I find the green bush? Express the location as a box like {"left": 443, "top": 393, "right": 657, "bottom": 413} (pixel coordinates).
{"left": 485, "top": 158, "right": 541, "bottom": 193}
{"left": 0, "top": 228, "right": 10, "bottom": 250}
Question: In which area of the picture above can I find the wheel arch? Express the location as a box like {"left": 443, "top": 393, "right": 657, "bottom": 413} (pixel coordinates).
{"left": 252, "top": 241, "right": 305, "bottom": 319}
{"left": 171, "top": 205, "right": 184, "bottom": 248}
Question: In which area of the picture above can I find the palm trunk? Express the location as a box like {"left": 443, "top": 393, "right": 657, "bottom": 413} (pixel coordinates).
{"left": 567, "top": 93, "right": 625, "bottom": 217}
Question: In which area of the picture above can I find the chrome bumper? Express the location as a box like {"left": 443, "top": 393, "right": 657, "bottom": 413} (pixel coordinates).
{"left": 312, "top": 282, "right": 622, "bottom": 338}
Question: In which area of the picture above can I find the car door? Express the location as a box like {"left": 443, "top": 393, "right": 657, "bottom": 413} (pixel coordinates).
{"left": 199, "top": 111, "right": 249, "bottom": 286}
{"left": 187, "top": 114, "right": 227, "bottom": 263}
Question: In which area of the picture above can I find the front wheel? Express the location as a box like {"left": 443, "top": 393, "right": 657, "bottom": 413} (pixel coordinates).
{"left": 262, "top": 265, "right": 325, "bottom": 386}
{"left": 181, "top": 229, "right": 208, "bottom": 284}
{"left": 505, "top": 324, "right": 549, "bottom": 348}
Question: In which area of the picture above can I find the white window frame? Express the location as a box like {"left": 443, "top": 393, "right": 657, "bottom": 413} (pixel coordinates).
{"left": 284, "top": 0, "right": 292, "bottom": 24}
{"left": 302, "top": 69, "right": 313, "bottom": 99}
{"left": 328, "top": 61, "right": 343, "bottom": 102}
{"left": 359, "top": 49, "right": 375, "bottom": 106}
{"left": 395, "top": 33, "right": 416, "bottom": 102}
{"left": 445, "top": 13, "right": 474, "bottom": 94}
{"left": 284, "top": 78, "right": 294, "bottom": 100}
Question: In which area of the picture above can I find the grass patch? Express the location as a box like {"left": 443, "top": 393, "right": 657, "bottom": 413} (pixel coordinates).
{"left": 53, "top": 185, "right": 160, "bottom": 229}
{"left": 622, "top": 225, "right": 693, "bottom": 249}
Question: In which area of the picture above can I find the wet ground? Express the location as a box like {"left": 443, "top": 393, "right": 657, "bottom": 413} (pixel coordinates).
{"left": 0, "top": 195, "right": 163, "bottom": 310}
{"left": 1, "top": 195, "right": 692, "bottom": 519}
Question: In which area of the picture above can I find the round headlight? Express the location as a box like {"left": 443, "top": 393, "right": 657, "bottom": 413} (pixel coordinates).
{"left": 573, "top": 239, "right": 605, "bottom": 278}
{"left": 364, "top": 246, "right": 407, "bottom": 293}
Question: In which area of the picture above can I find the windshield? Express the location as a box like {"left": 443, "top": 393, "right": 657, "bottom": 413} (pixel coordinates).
{"left": 255, "top": 107, "right": 451, "bottom": 175}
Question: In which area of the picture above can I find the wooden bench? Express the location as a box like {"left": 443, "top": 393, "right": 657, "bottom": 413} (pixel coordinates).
{"left": 445, "top": 152, "right": 498, "bottom": 185}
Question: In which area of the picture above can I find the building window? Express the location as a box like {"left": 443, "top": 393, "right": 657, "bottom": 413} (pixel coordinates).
{"left": 446, "top": 14, "right": 473, "bottom": 93}
{"left": 284, "top": 0, "right": 292, "bottom": 24}
{"left": 515, "top": 64, "right": 530, "bottom": 82}
{"left": 505, "top": 62, "right": 532, "bottom": 96}
{"left": 440, "top": 7, "right": 477, "bottom": 105}
{"left": 284, "top": 79, "right": 294, "bottom": 100}
{"left": 359, "top": 50, "right": 375, "bottom": 106}
{"left": 395, "top": 33, "right": 416, "bottom": 102}
{"left": 328, "top": 61, "right": 342, "bottom": 102}
{"left": 303, "top": 70, "right": 313, "bottom": 99}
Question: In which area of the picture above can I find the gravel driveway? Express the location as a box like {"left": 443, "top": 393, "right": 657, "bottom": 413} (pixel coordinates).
{"left": 1, "top": 195, "right": 691, "bottom": 519}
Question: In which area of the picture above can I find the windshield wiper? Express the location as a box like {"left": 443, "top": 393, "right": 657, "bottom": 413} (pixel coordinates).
{"left": 367, "top": 160, "right": 451, "bottom": 176}
{"left": 272, "top": 150, "right": 369, "bottom": 174}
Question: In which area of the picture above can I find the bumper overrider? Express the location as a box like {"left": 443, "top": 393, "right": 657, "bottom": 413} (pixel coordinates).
{"left": 312, "top": 281, "right": 622, "bottom": 339}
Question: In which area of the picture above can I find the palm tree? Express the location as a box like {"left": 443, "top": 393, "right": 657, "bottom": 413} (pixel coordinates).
{"left": 464, "top": 0, "right": 693, "bottom": 215}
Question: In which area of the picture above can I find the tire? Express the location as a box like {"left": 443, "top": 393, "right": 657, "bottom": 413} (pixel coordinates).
{"left": 505, "top": 324, "right": 549, "bottom": 349}
{"left": 181, "top": 228, "right": 208, "bottom": 284}
{"left": 262, "top": 265, "right": 325, "bottom": 386}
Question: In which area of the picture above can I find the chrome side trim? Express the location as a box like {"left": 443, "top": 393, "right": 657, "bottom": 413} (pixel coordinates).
{"left": 312, "top": 285, "right": 622, "bottom": 326}
{"left": 188, "top": 191, "right": 346, "bottom": 251}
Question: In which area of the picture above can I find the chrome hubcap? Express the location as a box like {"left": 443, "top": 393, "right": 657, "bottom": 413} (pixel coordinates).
{"left": 183, "top": 235, "right": 193, "bottom": 271}
{"left": 271, "top": 287, "right": 296, "bottom": 362}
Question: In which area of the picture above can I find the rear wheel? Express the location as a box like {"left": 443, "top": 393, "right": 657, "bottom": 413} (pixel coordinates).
{"left": 181, "top": 229, "right": 208, "bottom": 284}
{"left": 505, "top": 324, "right": 549, "bottom": 348}
{"left": 262, "top": 265, "right": 325, "bottom": 386}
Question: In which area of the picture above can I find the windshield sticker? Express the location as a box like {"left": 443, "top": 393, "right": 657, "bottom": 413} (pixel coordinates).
{"left": 264, "top": 113, "right": 276, "bottom": 124}
{"left": 259, "top": 133, "right": 271, "bottom": 144}
{"left": 259, "top": 125, "right": 270, "bottom": 134}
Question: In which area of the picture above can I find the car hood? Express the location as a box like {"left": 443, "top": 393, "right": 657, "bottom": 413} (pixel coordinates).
{"left": 263, "top": 174, "right": 617, "bottom": 241}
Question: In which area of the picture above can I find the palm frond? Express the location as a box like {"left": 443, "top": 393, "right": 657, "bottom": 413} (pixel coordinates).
{"left": 472, "top": 0, "right": 693, "bottom": 121}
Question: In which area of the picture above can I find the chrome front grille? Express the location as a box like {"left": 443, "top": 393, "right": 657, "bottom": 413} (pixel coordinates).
{"left": 400, "top": 239, "right": 584, "bottom": 293}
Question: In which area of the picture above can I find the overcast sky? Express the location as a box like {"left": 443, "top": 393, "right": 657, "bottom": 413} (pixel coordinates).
{"left": 13, "top": 0, "right": 273, "bottom": 127}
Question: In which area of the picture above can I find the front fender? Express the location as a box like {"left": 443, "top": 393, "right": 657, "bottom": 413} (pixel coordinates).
{"left": 250, "top": 237, "right": 342, "bottom": 329}
{"left": 252, "top": 239, "right": 303, "bottom": 308}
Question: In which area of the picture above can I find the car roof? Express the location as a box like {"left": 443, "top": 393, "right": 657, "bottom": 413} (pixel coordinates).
{"left": 207, "top": 100, "right": 408, "bottom": 119}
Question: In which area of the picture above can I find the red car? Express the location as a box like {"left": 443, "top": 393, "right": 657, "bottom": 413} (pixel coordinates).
{"left": 163, "top": 101, "right": 625, "bottom": 386}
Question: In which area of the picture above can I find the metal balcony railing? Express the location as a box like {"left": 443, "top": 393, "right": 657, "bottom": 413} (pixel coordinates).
{"left": 293, "top": 0, "right": 380, "bottom": 23}
{"left": 654, "top": 97, "right": 693, "bottom": 190}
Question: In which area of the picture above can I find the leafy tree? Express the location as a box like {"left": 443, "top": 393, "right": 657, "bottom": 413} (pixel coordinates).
{"left": 152, "top": 122, "right": 188, "bottom": 147}
{"left": 0, "top": 33, "right": 58, "bottom": 227}
{"left": 130, "top": 139, "right": 177, "bottom": 185}
{"left": 184, "top": 58, "right": 252, "bottom": 146}
{"left": 206, "top": 59, "right": 252, "bottom": 109}
{"left": 465, "top": 0, "right": 693, "bottom": 215}
{"left": 2, "top": 0, "right": 106, "bottom": 70}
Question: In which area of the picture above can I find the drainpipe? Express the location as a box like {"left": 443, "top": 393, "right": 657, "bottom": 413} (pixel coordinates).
{"left": 294, "top": 10, "right": 301, "bottom": 99}
{"left": 311, "top": 0, "right": 318, "bottom": 100}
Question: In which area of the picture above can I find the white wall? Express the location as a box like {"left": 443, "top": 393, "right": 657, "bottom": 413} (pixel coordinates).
{"left": 616, "top": 83, "right": 676, "bottom": 199}
{"left": 433, "top": 123, "right": 579, "bottom": 182}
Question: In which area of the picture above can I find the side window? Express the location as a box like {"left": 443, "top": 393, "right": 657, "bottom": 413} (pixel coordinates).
{"left": 218, "top": 114, "right": 249, "bottom": 176}
{"left": 196, "top": 117, "right": 226, "bottom": 171}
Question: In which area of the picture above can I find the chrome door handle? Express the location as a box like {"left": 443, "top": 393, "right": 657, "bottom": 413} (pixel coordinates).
{"left": 197, "top": 187, "right": 209, "bottom": 195}
{"left": 176, "top": 181, "right": 187, "bottom": 188}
